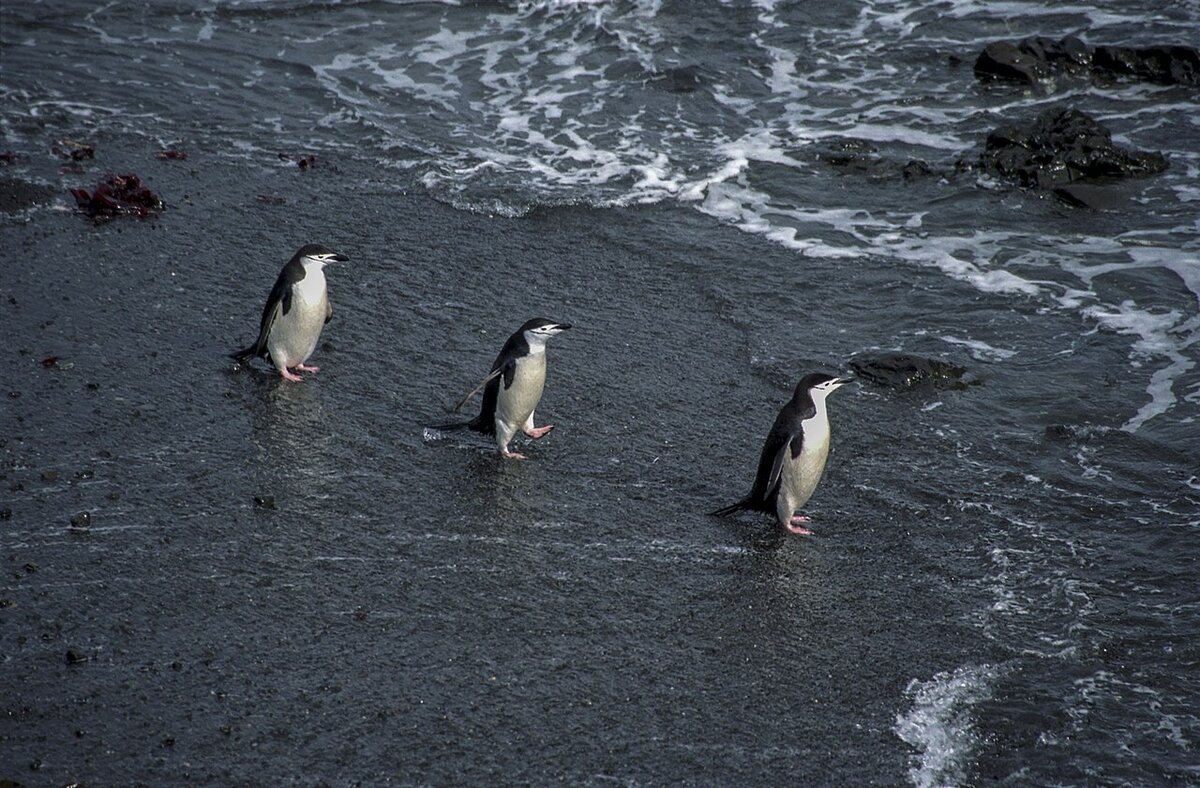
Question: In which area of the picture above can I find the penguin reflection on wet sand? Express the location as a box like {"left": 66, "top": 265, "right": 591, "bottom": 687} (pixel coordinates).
{"left": 437, "top": 318, "right": 572, "bottom": 459}
{"left": 712, "top": 373, "right": 851, "bottom": 535}
{"left": 230, "top": 244, "right": 349, "bottom": 382}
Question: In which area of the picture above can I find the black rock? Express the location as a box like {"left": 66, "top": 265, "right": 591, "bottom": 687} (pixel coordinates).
{"left": 253, "top": 494, "right": 276, "bottom": 510}
{"left": 975, "top": 41, "right": 1049, "bottom": 85}
{"left": 815, "top": 138, "right": 938, "bottom": 181}
{"left": 1093, "top": 45, "right": 1200, "bottom": 86}
{"left": 981, "top": 107, "right": 1167, "bottom": 191}
{"left": 975, "top": 36, "right": 1091, "bottom": 85}
{"left": 975, "top": 37, "right": 1198, "bottom": 87}
{"left": 69, "top": 511, "right": 91, "bottom": 529}
{"left": 65, "top": 648, "right": 89, "bottom": 665}
{"left": 655, "top": 65, "right": 704, "bottom": 93}
{"left": 849, "top": 353, "right": 975, "bottom": 391}
{"left": 901, "top": 160, "right": 934, "bottom": 180}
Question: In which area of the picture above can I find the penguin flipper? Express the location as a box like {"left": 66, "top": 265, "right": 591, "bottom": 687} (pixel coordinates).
{"left": 231, "top": 297, "right": 284, "bottom": 362}
{"left": 451, "top": 368, "right": 503, "bottom": 414}
{"left": 764, "top": 437, "right": 791, "bottom": 498}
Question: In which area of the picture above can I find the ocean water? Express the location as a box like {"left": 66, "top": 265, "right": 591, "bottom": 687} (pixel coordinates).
{"left": 1, "top": 0, "right": 1198, "bottom": 784}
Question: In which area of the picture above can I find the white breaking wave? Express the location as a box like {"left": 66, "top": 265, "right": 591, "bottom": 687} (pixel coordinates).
{"left": 306, "top": 0, "right": 1200, "bottom": 431}
{"left": 895, "top": 664, "right": 998, "bottom": 788}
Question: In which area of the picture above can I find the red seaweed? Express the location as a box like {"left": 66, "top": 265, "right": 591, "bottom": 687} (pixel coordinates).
{"left": 70, "top": 173, "right": 165, "bottom": 221}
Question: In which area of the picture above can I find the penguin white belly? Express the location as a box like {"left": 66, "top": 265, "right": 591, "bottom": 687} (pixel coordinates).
{"left": 778, "top": 414, "right": 832, "bottom": 516}
{"left": 268, "top": 276, "right": 327, "bottom": 369}
{"left": 496, "top": 353, "right": 546, "bottom": 436}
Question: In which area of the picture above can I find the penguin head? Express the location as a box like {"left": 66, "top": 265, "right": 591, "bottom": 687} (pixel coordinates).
{"left": 520, "top": 318, "right": 572, "bottom": 347}
{"left": 796, "top": 373, "right": 851, "bottom": 401}
{"left": 295, "top": 244, "right": 350, "bottom": 268}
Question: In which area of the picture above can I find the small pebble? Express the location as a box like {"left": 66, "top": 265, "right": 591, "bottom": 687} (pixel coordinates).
{"left": 65, "top": 649, "right": 89, "bottom": 665}
{"left": 253, "top": 495, "right": 276, "bottom": 510}
{"left": 70, "top": 512, "right": 91, "bottom": 529}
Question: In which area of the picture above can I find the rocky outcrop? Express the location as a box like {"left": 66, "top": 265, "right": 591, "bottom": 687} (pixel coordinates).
{"left": 1093, "top": 45, "right": 1200, "bottom": 86}
{"left": 980, "top": 107, "right": 1167, "bottom": 191}
{"left": 975, "top": 36, "right": 1091, "bottom": 85}
{"left": 975, "top": 36, "right": 1199, "bottom": 87}
{"left": 849, "top": 353, "right": 976, "bottom": 391}
{"left": 814, "top": 138, "right": 936, "bottom": 181}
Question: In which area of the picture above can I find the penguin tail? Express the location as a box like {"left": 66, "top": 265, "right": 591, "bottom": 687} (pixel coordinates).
{"left": 429, "top": 414, "right": 493, "bottom": 434}
{"left": 430, "top": 420, "right": 474, "bottom": 433}
{"left": 710, "top": 500, "right": 751, "bottom": 518}
{"left": 229, "top": 346, "right": 255, "bottom": 363}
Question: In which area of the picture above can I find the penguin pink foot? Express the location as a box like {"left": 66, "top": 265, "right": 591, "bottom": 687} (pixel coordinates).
{"left": 296, "top": 363, "right": 320, "bottom": 373}
{"left": 280, "top": 368, "right": 304, "bottom": 382}
{"left": 525, "top": 425, "right": 555, "bottom": 439}
{"left": 787, "top": 514, "right": 813, "bottom": 535}
{"left": 501, "top": 449, "right": 528, "bottom": 460}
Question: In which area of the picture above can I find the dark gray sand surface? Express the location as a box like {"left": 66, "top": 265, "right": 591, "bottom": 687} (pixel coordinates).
{"left": 3, "top": 1, "right": 1199, "bottom": 784}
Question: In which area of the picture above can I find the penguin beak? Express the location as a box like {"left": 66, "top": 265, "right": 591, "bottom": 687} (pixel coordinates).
{"left": 556, "top": 323, "right": 572, "bottom": 331}
{"left": 328, "top": 253, "right": 350, "bottom": 264}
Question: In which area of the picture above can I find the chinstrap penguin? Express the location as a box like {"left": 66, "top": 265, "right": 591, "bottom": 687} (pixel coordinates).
{"left": 436, "top": 318, "right": 572, "bottom": 459}
{"left": 711, "top": 373, "right": 851, "bottom": 535}
{"left": 230, "top": 244, "right": 349, "bottom": 382}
